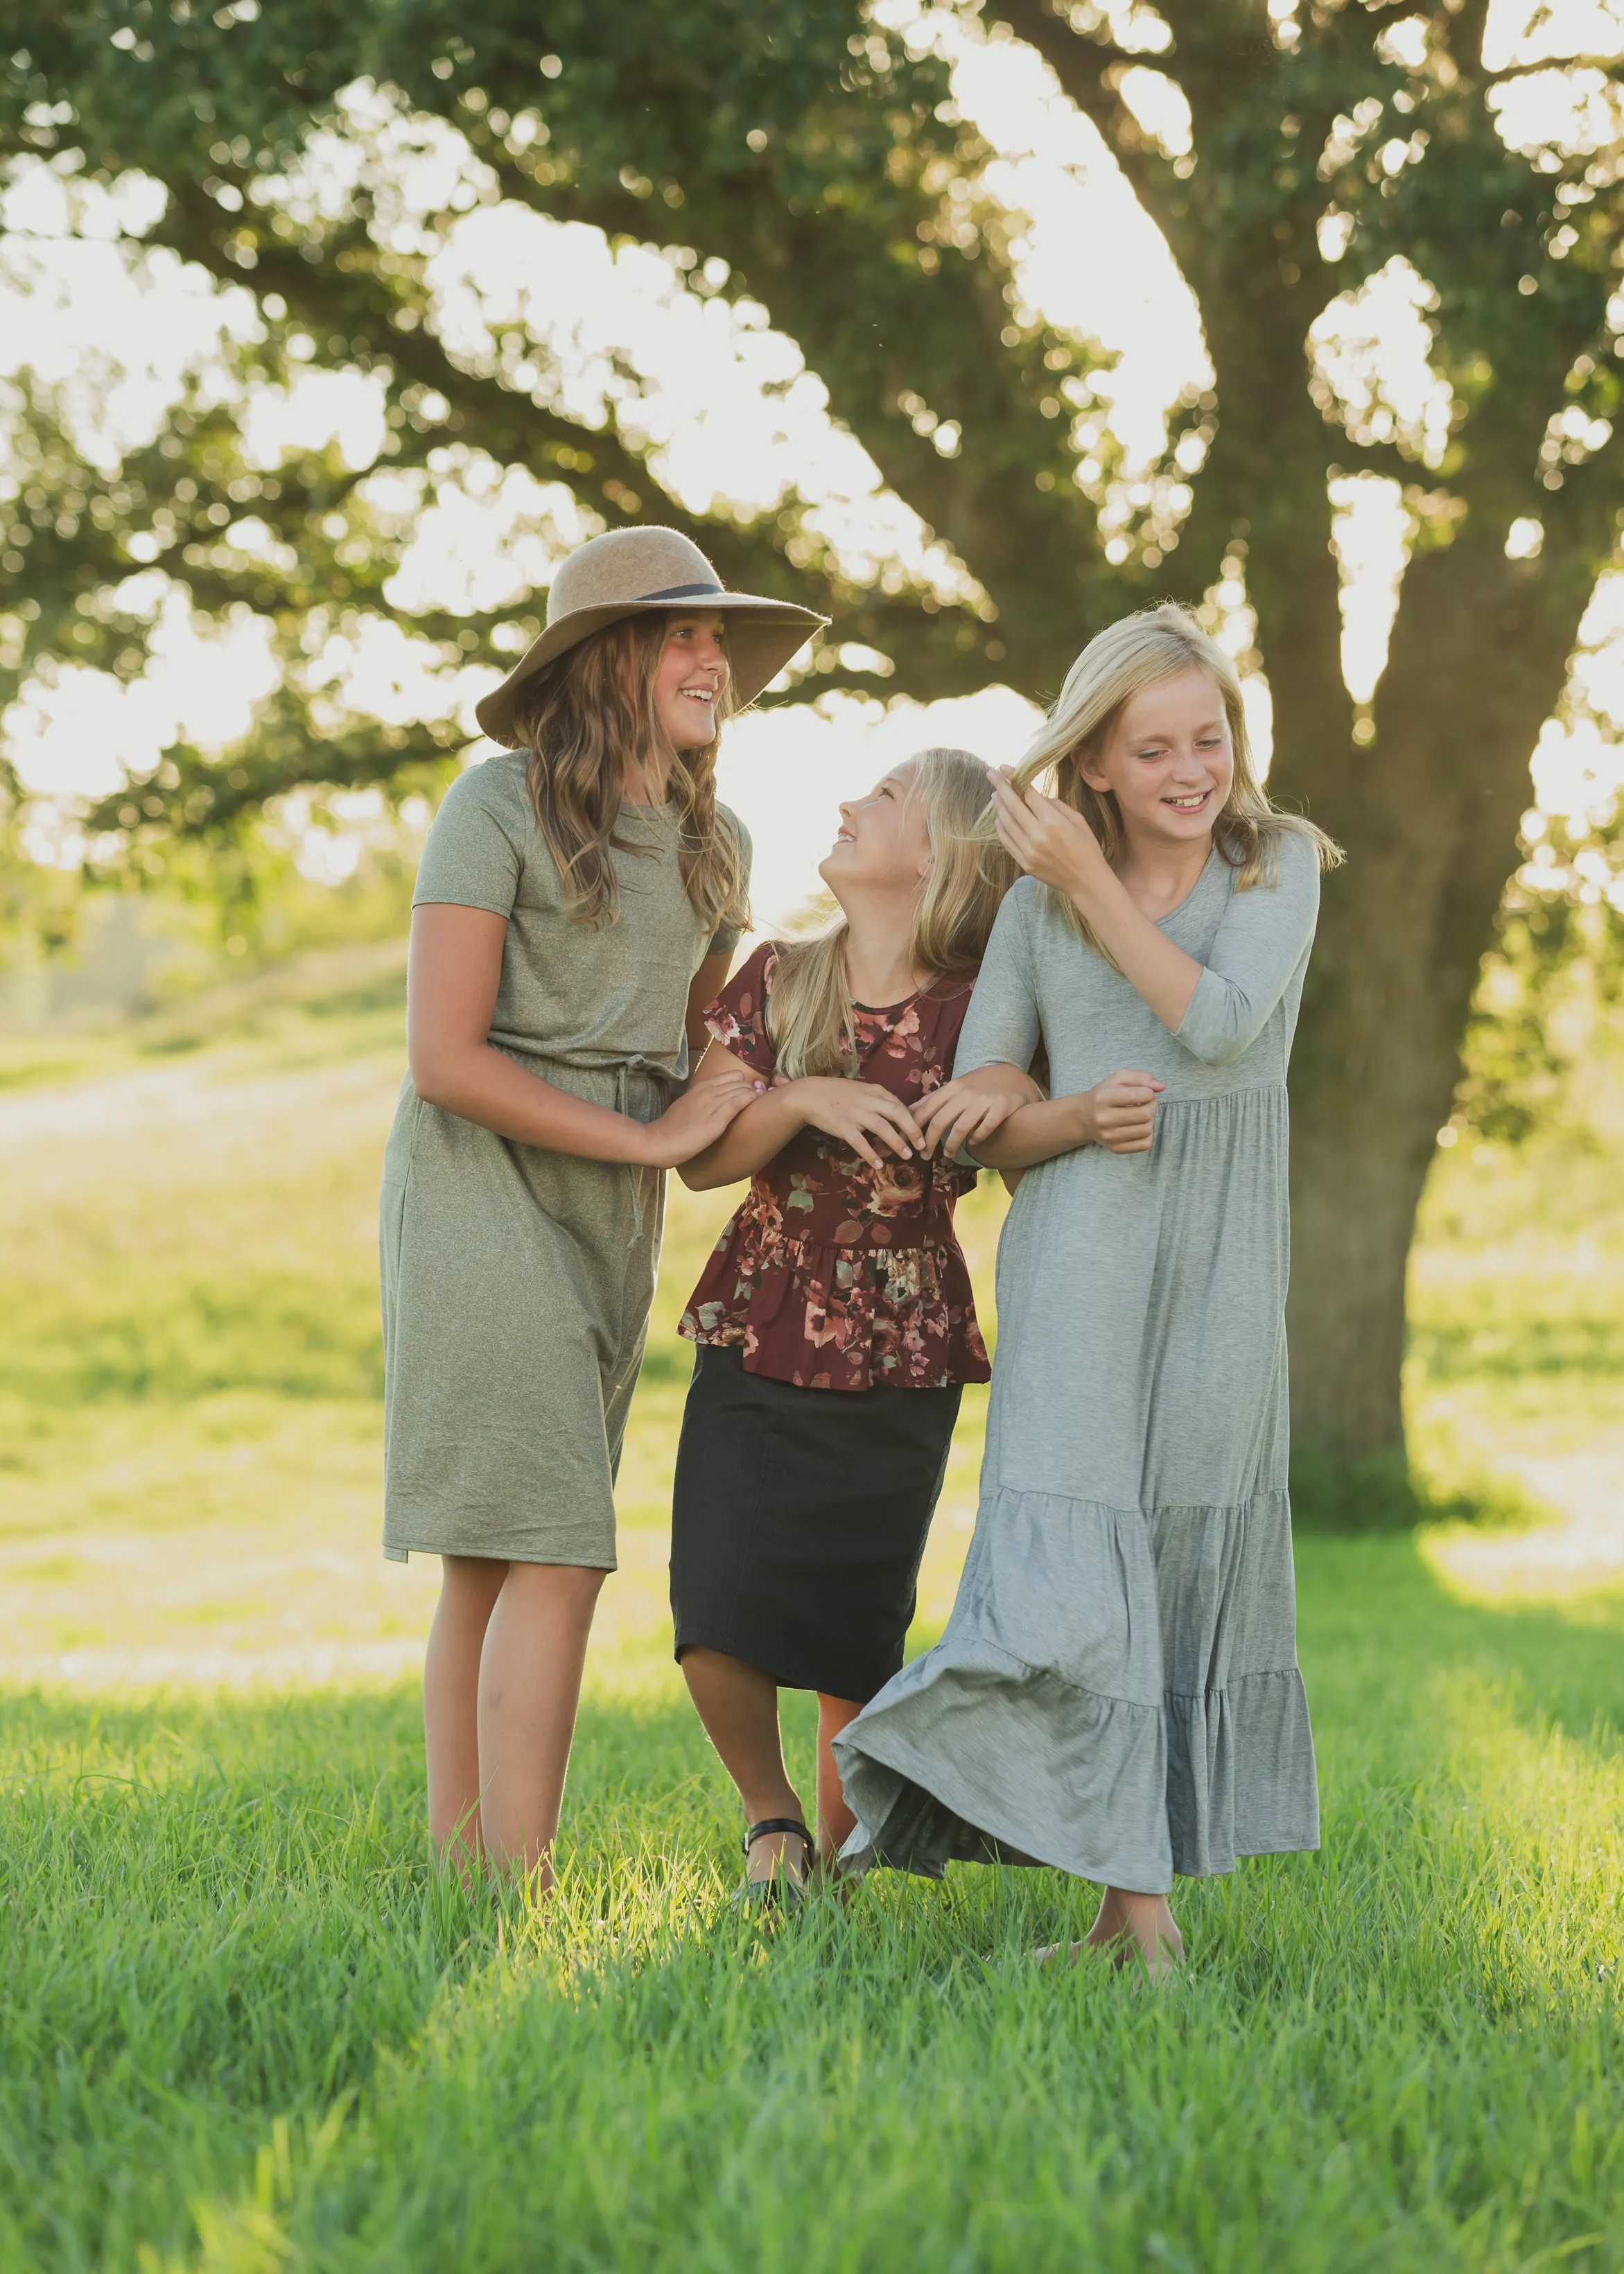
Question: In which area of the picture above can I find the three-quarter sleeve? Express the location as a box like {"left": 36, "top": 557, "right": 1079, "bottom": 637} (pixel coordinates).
{"left": 412, "top": 763, "right": 524, "bottom": 917}
{"left": 706, "top": 810, "right": 753, "bottom": 959}
{"left": 952, "top": 883, "right": 1042, "bottom": 1078}
{"left": 1174, "top": 831, "right": 1321, "bottom": 1068}
{"left": 703, "top": 940, "right": 779, "bottom": 1077}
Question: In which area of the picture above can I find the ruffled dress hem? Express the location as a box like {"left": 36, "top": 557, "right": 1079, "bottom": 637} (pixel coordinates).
{"left": 834, "top": 1647, "right": 1318, "bottom": 1893}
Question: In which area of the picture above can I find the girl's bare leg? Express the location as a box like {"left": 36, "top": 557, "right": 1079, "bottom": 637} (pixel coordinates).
{"left": 1076, "top": 1886, "right": 1184, "bottom": 1975}
{"left": 681, "top": 1647, "right": 808, "bottom": 1886}
{"left": 814, "top": 1692, "right": 864, "bottom": 1864}
{"left": 424, "top": 1553, "right": 509, "bottom": 1871}
{"left": 1104, "top": 1889, "right": 1184, "bottom": 1974}
{"left": 1036, "top": 1888, "right": 1182, "bottom": 1976}
{"left": 475, "top": 1561, "right": 607, "bottom": 1885}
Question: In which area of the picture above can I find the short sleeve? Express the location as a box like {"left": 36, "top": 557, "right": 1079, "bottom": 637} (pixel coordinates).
{"left": 952, "top": 883, "right": 1042, "bottom": 1079}
{"left": 703, "top": 940, "right": 779, "bottom": 1076}
{"left": 412, "top": 763, "right": 525, "bottom": 918}
{"left": 706, "top": 809, "right": 753, "bottom": 959}
{"left": 1174, "top": 831, "right": 1321, "bottom": 1066}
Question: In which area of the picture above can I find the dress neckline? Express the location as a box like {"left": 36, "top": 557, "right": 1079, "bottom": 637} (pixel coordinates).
{"left": 1149, "top": 844, "right": 1222, "bottom": 932}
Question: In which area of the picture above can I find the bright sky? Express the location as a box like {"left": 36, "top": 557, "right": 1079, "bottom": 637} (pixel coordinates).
{"left": 1, "top": 0, "right": 1622, "bottom": 921}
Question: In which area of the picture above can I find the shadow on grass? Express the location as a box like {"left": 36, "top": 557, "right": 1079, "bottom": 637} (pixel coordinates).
{"left": 1290, "top": 1447, "right": 1545, "bottom": 1534}
{"left": 1296, "top": 1529, "right": 1624, "bottom": 1768}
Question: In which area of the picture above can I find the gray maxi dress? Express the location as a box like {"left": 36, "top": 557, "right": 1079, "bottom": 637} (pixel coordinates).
{"left": 379, "top": 752, "right": 746, "bottom": 1570}
{"left": 833, "top": 833, "right": 1322, "bottom": 1893}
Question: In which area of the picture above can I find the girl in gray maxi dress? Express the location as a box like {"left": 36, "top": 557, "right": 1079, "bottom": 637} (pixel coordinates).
{"left": 835, "top": 606, "right": 1336, "bottom": 1914}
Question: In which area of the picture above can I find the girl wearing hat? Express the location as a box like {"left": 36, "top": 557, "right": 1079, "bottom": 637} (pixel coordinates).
{"left": 833, "top": 605, "right": 1341, "bottom": 1972}
{"left": 667, "top": 747, "right": 1030, "bottom": 1907}
{"left": 381, "top": 526, "right": 823, "bottom": 1884}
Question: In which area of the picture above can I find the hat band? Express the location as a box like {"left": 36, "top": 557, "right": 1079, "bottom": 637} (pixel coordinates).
{"left": 638, "top": 580, "right": 726, "bottom": 602}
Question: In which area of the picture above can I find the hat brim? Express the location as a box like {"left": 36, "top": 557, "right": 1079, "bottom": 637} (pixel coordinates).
{"left": 473, "top": 591, "right": 828, "bottom": 747}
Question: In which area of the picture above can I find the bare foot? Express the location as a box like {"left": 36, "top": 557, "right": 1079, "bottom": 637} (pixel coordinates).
{"left": 1033, "top": 1934, "right": 1183, "bottom": 1979}
{"left": 1034, "top": 1888, "right": 1184, "bottom": 1978}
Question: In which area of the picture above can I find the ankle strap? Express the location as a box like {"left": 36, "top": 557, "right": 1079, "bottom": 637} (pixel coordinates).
{"left": 742, "top": 1816, "right": 814, "bottom": 1857}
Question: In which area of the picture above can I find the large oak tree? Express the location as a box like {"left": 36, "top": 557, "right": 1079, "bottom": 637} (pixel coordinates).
{"left": 3, "top": 0, "right": 1621, "bottom": 1500}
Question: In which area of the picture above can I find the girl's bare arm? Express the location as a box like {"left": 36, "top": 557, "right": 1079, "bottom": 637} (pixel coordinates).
{"left": 408, "top": 905, "right": 760, "bottom": 1169}
{"left": 957, "top": 1065, "right": 1167, "bottom": 1167}
{"left": 677, "top": 1041, "right": 810, "bottom": 1186}
{"left": 686, "top": 951, "right": 733, "bottom": 1054}
{"left": 961, "top": 1092, "right": 1094, "bottom": 1170}
{"left": 914, "top": 1064, "right": 1042, "bottom": 1160}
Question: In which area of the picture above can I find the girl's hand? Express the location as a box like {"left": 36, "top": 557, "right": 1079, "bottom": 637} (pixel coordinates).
{"left": 986, "top": 766, "right": 1110, "bottom": 899}
{"left": 1085, "top": 1069, "right": 1165, "bottom": 1154}
{"left": 784, "top": 1076, "right": 925, "bottom": 1168}
{"left": 637, "top": 1068, "right": 765, "bottom": 1168}
{"left": 916, "top": 1073, "right": 1036, "bottom": 1160}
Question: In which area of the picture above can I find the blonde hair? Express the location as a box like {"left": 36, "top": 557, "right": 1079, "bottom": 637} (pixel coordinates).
{"left": 509, "top": 611, "right": 749, "bottom": 934}
{"left": 1013, "top": 602, "right": 1342, "bottom": 954}
{"left": 766, "top": 747, "right": 1019, "bottom": 1080}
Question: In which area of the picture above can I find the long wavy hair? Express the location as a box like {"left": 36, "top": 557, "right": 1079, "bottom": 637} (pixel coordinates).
{"left": 766, "top": 747, "right": 1019, "bottom": 1080}
{"left": 507, "top": 611, "right": 749, "bottom": 934}
{"left": 1012, "top": 603, "right": 1342, "bottom": 955}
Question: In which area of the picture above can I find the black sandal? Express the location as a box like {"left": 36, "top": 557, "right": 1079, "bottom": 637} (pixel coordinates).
{"left": 733, "top": 1816, "right": 815, "bottom": 1911}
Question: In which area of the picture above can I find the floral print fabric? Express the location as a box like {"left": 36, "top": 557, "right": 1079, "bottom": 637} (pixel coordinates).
{"left": 679, "top": 941, "right": 990, "bottom": 1391}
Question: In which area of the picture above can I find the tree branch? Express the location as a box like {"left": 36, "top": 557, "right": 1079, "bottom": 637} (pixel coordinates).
{"left": 991, "top": 0, "right": 1164, "bottom": 208}
{"left": 1485, "top": 56, "right": 1624, "bottom": 82}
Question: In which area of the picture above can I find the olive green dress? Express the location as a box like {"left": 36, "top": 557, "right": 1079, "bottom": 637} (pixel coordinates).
{"left": 380, "top": 752, "right": 747, "bottom": 1568}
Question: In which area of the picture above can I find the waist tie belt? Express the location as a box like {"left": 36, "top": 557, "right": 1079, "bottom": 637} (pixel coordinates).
{"left": 611, "top": 1057, "right": 681, "bottom": 1242}
{"left": 503, "top": 1046, "right": 681, "bottom": 1244}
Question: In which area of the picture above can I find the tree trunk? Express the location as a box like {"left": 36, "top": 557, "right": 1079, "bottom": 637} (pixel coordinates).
{"left": 1270, "top": 527, "right": 1588, "bottom": 1495}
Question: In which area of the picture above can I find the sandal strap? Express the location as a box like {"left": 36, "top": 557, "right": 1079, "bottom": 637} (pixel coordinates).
{"left": 742, "top": 1816, "right": 814, "bottom": 1860}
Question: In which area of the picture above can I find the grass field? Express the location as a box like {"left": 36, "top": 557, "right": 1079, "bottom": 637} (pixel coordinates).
{"left": 3, "top": 951, "right": 1623, "bottom": 2271}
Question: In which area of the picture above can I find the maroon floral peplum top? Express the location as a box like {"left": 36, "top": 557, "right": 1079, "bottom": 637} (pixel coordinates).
{"left": 679, "top": 941, "right": 990, "bottom": 1392}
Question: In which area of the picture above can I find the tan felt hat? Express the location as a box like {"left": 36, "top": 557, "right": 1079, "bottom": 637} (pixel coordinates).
{"left": 474, "top": 526, "right": 828, "bottom": 747}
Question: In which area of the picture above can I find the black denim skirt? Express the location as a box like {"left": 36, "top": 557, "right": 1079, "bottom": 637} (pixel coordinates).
{"left": 670, "top": 1343, "right": 962, "bottom": 1704}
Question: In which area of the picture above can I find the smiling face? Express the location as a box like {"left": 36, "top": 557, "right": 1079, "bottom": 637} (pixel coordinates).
{"left": 819, "top": 758, "right": 932, "bottom": 899}
{"left": 1079, "top": 666, "right": 1235, "bottom": 851}
{"left": 651, "top": 612, "right": 731, "bottom": 752}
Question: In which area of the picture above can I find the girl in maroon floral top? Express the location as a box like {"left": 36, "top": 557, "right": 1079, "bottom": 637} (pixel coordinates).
{"left": 679, "top": 955, "right": 989, "bottom": 1389}
{"left": 668, "top": 747, "right": 1036, "bottom": 1907}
